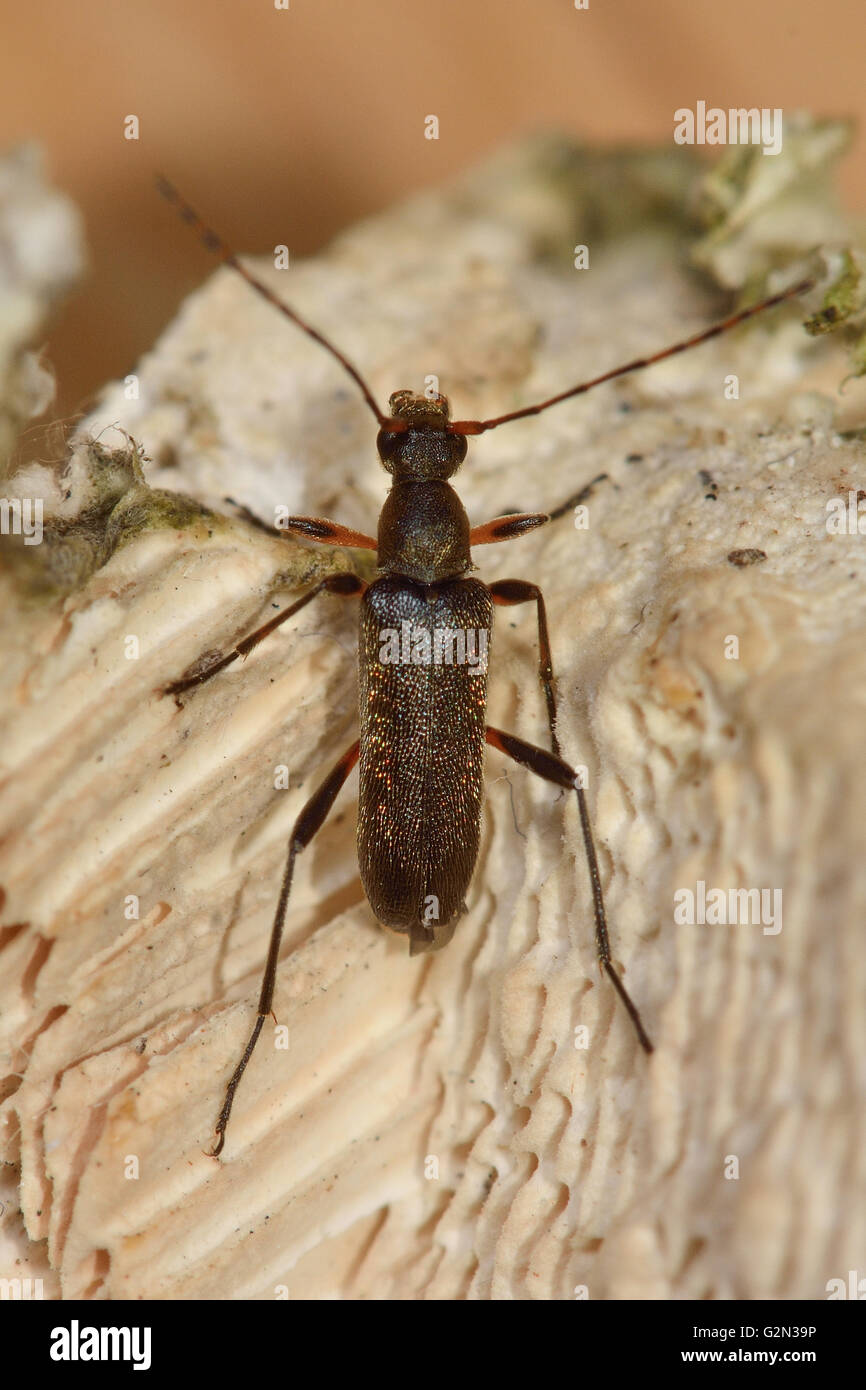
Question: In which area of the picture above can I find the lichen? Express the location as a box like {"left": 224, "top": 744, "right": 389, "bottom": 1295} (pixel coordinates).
{"left": 689, "top": 113, "right": 854, "bottom": 288}
{"left": 3, "top": 437, "right": 226, "bottom": 596}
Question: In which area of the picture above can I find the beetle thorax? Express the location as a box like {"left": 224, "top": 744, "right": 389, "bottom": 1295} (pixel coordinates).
{"left": 375, "top": 391, "right": 471, "bottom": 582}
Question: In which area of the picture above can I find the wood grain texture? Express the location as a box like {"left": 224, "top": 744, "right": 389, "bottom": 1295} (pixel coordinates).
{"left": 1, "top": 139, "right": 864, "bottom": 1300}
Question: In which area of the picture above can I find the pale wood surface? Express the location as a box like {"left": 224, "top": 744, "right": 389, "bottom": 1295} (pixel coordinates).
{"left": 1, "top": 140, "right": 864, "bottom": 1300}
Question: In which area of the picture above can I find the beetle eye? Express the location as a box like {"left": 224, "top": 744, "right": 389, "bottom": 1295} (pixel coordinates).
{"left": 376, "top": 426, "right": 402, "bottom": 472}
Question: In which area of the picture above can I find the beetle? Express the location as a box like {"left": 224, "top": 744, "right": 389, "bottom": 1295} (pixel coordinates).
{"left": 156, "top": 177, "right": 812, "bottom": 1155}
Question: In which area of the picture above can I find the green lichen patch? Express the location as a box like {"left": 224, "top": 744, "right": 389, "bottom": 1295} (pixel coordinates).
{"left": 3, "top": 437, "right": 229, "bottom": 597}
{"left": 802, "top": 248, "right": 866, "bottom": 379}
{"left": 689, "top": 114, "right": 854, "bottom": 291}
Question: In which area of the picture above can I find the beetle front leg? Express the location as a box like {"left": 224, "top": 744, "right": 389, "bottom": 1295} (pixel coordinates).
{"left": 226, "top": 497, "right": 378, "bottom": 551}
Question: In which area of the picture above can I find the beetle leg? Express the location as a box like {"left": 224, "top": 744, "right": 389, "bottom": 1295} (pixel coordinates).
{"left": 160, "top": 571, "right": 366, "bottom": 699}
{"left": 209, "top": 739, "right": 361, "bottom": 1157}
{"left": 468, "top": 512, "right": 548, "bottom": 546}
{"left": 485, "top": 711, "right": 652, "bottom": 1054}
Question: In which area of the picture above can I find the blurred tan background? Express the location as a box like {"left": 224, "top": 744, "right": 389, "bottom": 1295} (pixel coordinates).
{"left": 2, "top": 0, "right": 864, "bottom": 419}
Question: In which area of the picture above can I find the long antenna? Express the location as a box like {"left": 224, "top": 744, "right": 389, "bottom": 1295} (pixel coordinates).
{"left": 448, "top": 277, "right": 815, "bottom": 436}
{"left": 155, "top": 176, "right": 389, "bottom": 427}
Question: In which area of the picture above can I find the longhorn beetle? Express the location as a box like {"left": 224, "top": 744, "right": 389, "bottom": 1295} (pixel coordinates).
{"left": 156, "top": 177, "right": 812, "bottom": 1156}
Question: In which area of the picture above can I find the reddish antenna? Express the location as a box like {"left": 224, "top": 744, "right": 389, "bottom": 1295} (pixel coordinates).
{"left": 447, "top": 277, "right": 815, "bottom": 436}
{"left": 156, "top": 175, "right": 813, "bottom": 442}
{"left": 155, "top": 176, "right": 390, "bottom": 428}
